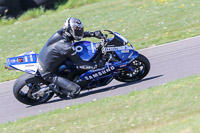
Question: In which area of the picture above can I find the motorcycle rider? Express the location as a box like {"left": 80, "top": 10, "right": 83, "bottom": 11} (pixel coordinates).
{"left": 37, "top": 17, "right": 105, "bottom": 98}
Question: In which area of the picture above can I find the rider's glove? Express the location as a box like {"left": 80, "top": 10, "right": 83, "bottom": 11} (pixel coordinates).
{"left": 94, "top": 30, "right": 104, "bottom": 39}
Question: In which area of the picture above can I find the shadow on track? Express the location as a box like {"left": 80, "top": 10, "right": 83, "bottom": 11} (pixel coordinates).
{"left": 27, "top": 74, "right": 163, "bottom": 107}
{"left": 79, "top": 74, "right": 163, "bottom": 98}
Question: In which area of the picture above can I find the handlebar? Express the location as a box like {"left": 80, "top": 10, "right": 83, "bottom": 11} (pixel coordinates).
{"left": 103, "top": 34, "right": 108, "bottom": 40}
{"left": 96, "top": 30, "right": 114, "bottom": 49}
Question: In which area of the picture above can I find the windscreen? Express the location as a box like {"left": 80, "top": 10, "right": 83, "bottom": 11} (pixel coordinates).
{"left": 106, "top": 35, "right": 125, "bottom": 46}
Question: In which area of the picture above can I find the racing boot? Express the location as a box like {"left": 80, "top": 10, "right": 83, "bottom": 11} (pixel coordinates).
{"left": 52, "top": 75, "right": 81, "bottom": 99}
{"left": 67, "top": 85, "right": 81, "bottom": 99}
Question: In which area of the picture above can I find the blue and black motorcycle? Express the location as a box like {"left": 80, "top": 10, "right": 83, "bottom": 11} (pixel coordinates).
{"left": 5, "top": 30, "right": 150, "bottom": 105}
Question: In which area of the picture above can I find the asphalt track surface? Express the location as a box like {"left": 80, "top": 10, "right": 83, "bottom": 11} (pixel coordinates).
{"left": 0, "top": 36, "right": 200, "bottom": 124}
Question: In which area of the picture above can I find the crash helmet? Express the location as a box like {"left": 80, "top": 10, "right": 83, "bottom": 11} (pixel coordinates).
{"left": 63, "top": 17, "right": 84, "bottom": 40}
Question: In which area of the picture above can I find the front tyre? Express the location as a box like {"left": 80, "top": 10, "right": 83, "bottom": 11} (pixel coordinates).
{"left": 115, "top": 54, "right": 150, "bottom": 82}
{"left": 13, "top": 74, "right": 54, "bottom": 105}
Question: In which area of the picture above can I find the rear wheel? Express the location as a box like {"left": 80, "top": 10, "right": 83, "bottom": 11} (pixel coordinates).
{"left": 115, "top": 54, "right": 150, "bottom": 82}
{"left": 13, "top": 74, "right": 54, "bottom": 105}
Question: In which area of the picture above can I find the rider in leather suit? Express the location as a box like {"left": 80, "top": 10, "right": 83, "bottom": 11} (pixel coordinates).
{"left": 38, "top": 17, "right": 105, "bottom": 98}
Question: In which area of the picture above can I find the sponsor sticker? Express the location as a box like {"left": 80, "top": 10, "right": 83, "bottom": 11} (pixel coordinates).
{"left": 24, "top": 56, "right": 28, "bottom": 62}
{"left": 84, "top": 66, "right": 115, "bottom": 80}
{"left": 25, "top": 64, "right": 35, "bottom": 67}
{"left": 120, "top": 64, "right": 127, "bottom": 67}
{"left": 18, "top": 58, "right": 23, "bottom": 63}
{"left": 75, "top": 46, "right": 83, "bottom": 52}
{"left": 102, "top": 45, "right": 134, "bottom": 52}
{"left": 121, "top": 50, "right": 129, "bottom": 53}
{"left": 10, "top": 59, "right": 16, "bottom": 63}
{"left": 30, "top": 55, "right": 33, "bottom": 62}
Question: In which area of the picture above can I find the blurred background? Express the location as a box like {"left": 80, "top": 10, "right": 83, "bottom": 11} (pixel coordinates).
{"left": 0, "top": 0, "right": 57, "bottom": 17}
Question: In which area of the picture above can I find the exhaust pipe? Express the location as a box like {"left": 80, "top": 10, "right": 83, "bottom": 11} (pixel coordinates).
{"left": 4, "top": 63, "right": 15, "bottom": 70}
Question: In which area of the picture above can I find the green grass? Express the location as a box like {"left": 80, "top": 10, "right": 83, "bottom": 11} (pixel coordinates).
{"left": 0, "top": 75, "right": 200, "bottom": 133}
{"left": 0, "top": 0, "right": 103, "bottom": 25}
{"left": 0, "top": 0, "right": 200, "bottom": 82}
{"left": 57, "top": 0, "right": 104, "bottom": 10}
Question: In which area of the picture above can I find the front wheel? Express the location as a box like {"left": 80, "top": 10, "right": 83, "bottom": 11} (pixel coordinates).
{"left": 115, "top": 54, "right": 150, "bottom": 82}
{"left": 13, "top": 74, "right": 54, "bottom": 105}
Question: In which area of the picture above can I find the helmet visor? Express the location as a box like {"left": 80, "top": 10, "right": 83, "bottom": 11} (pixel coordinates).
{"left": 74, "top": 28, "right": 84, "bottom": 37}
{"left": 70, "top": 19, "right": 84, "bottom": 40}
{"left": 71, "top": 27, "right": 84, "bottom": 40}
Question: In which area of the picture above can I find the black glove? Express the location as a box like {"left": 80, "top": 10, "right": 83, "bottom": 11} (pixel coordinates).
{"left": 94, "top": 30, "right": 104, "bottom": 39}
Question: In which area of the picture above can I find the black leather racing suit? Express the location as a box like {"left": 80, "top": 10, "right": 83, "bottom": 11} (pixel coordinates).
{"left": 38, "top": 29, "right": 99, "bottom": 95}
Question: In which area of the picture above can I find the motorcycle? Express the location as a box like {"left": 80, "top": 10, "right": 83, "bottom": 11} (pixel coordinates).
{"left": 4, "top": 30, "right": 150, "bottom": 105}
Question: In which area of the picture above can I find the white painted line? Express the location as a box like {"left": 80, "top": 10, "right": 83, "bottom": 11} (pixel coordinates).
{"left": 139, "top": 35, "right": 200, "bottom": 52}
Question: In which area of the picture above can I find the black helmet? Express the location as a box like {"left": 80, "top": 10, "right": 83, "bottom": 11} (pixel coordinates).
{"left": 63, "top": 17, "right": 84, "bottom": 40}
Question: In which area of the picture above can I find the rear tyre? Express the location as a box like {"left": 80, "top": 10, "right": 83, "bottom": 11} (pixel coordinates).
{"left": 13, "top": 74, "right": 54, "bottom": 105}
{"left": 115, "top": 54, "right": 150, "bottom": 82}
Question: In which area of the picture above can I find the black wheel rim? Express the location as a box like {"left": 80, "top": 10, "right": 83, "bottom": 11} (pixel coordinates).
{"left": 19, "top": 82, "right": 51, "bottom": 103}
{"left": 117, "top": 60, "right": 146, "bottom": 82}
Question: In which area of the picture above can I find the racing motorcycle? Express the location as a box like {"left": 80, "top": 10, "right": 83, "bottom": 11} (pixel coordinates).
{"left": 4, "top": 30, "right": 150, "bottom": 105}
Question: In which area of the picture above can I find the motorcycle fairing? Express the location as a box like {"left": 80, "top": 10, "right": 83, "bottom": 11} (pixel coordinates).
{"left": 103, "top": 44, "right": 135, "bottom": 61}
{"left": 6, "top": 51, "right": 38, "bottom": 74}
{"left": 73, "top": 40, "right": 136, "bottom": 63}
{"left": 73, "top": 41, "right": 97, "bottom": 61}
{"left": 79, "top": 50, "right": 138, "bottom": 81}
{"left": 78, "top": 51, "right": 138, "bottom": 90}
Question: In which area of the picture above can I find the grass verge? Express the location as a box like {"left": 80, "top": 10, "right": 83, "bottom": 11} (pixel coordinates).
{"left": 0, "top": 75, "right": 200, "bottom": 133}
{"left": 0, "top": 0, "right": 103, "bottom": 25}
{"left": 0, "top": 0, "right": 200, "bottom": 82}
